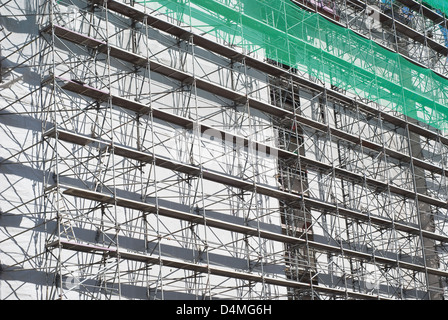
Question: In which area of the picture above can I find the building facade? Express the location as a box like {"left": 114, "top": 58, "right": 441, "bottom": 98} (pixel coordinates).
{"left": 1, "top": 0, "right": 448, "bottom": 300}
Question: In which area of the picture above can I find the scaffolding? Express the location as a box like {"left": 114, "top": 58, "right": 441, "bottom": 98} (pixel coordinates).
{"left": 1, "top": 0, "right": 448, "bottom": 300}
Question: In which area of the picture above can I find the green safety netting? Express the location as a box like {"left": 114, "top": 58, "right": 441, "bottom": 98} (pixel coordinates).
{"left": 423, "top": 0, "right": 448, "bottom": 16}
{"left": 138, "top": 0, "right": 448, "bottom": 131}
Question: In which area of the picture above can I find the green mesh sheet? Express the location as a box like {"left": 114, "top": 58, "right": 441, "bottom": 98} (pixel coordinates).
{"left": 422, "top": 0, "right": 448, "bottom": 16}
{"left": 138, "top": 0, "right": 448, "bottom": 131}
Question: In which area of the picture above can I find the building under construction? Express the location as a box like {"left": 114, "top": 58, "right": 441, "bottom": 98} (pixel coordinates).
{"left": 1, "top": 0, "right": 448, "bottom": 300}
